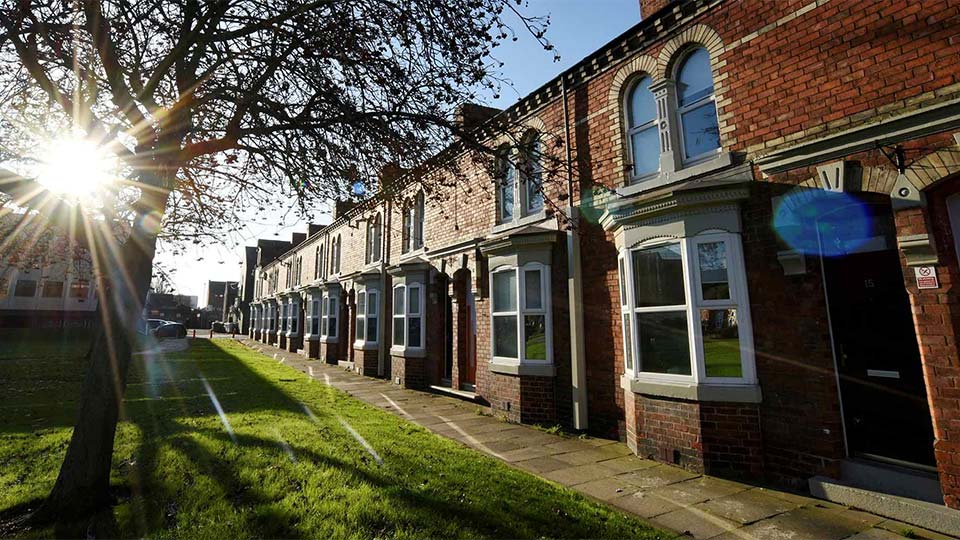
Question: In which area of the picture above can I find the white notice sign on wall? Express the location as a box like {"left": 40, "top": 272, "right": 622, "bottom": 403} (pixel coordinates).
{"left": 914, "top": 266, "right": 939, "bottom": 289}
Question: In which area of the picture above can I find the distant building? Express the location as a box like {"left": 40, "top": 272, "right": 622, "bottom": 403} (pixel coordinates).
{"left": 144, "top": 293, "right": 198, "bottom": 324}
{"left": 0, "top": 213, "right": 98, "bottom": 329}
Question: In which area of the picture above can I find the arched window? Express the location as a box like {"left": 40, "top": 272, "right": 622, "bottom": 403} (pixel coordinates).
{"left": 366, "top": 213, "right": 382, "bottom": 264}
{"left": 414, "top": 191, "right": 425, "bottom": 250}
{"left": 676, "top": 47, "right": 720, "bottom": 163}
{"left": 626, "top": 75, "right": 659, "bottom": 180}
{"left": 331, "top": 234, "right": 341, "bottom": 274}
{"left": 496, "top": 144, "right": 515, "bottom": 224}
{"left": 520, "top": 131, "right": 544, "bottom": 214}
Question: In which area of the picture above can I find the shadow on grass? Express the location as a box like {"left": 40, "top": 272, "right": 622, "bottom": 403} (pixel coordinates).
{"left": 3, "top": 338, "right": 657, "bottom": 539}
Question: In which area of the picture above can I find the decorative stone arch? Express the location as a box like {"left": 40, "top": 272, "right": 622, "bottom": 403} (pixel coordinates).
{"left": 656, "top": 24, "right": 725, "bottom": 80}
{"left": 607, "top": 54, "right": 659, "bottom": 184}
{"left": 656, "top": 25, "right": 733, "bottom": 149}
{"left": 491, "top": 115, "right": 548, "bottom": 147}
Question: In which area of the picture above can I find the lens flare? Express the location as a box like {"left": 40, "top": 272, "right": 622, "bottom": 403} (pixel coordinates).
{"left": 36, "top": 137, "right": 117, "bottom": 198}
{"left": 772, "top": 189, "right": 873, "bottom": 257}
{"left": 201, "top": 376, "right": 236, "bottom": 443}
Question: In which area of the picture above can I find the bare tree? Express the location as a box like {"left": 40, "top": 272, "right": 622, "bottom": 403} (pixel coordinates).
{"left": 0, "top": 0, "right": 552, "bottom": 523}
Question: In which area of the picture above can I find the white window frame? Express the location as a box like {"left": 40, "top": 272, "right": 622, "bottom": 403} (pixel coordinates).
{"left": 393, "top": 284, "right": 406, "bottom": 347}
{"left": 618, "top": 232, "right": 755, "bottom": 386}
{"left": 354, "top": 287, "right": 379, "bottom": 346}
{"left": 675, "top": 47, "right": 721, "bottom": 167}
{"left": 311, "top": 297, "right": 321, "bottom": 336}
{"left": 625, "top": 75, "right": 660, "bottom": 183}
{"left": 391, "top": 282, "right": 424, "bottom": 354}
{"left": 326, "top": 293, "right": 339, "bottom": 340}
{"left": 489, "top": 263, "right": 553, "bottom": 365}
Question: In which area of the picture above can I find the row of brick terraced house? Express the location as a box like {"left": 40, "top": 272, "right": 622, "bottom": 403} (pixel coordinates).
{"left": 238, "top": 0, "right": 960, "bottom": 519}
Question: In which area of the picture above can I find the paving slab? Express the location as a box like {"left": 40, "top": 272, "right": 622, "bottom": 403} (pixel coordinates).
{"left": 610, "top": 490, "right": 685, "bottom": 519}
{"left": 644, "top": 476, "right": 750, "bottom": 507}
{"left": 710, "top": 506, "right": 875, "bottom": 540}
{"left": 576, "top": 475, "right": 643, "bottom": 502}
{"left": 497, "top": 446, "right": 554, "bottom": 463}
{"left": 513, "top": 456, "right": 572, "bottom": 474}
{"left": 616, "top": 464, "right": 699, "bottom": 490}
{"left": 694, "top": 488, "right": 801, "bottom": 525}
{"left": 650, "top": 506, "right": 741, "bottom": 539}
{"left": 599, "top": 455, "right": 661, "bottom": 474}
{"left": 542, "top": 463, "right": 620, "bottom": 486}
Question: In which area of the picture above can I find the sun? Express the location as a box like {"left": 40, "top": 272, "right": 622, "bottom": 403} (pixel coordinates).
{"left": 36, "top": 137, "right": 117, "bottom": 198}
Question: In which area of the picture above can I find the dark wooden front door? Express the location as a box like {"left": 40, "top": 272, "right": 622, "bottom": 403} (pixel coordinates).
{"left": 822, "top": 203, "right": 936, "bottom": 468}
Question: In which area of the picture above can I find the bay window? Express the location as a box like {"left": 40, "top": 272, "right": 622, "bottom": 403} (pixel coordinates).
{"left": 280, "top": 303, "right": 288, "bottom": 333}
{"left": 490, "top": 263, "right": 551, "bottom": 364}
{"left": 355, "top": 288, "right": 379, "bottom": 344}
{"left": 311, "top": 296, "right": 321, "bottom": 335}
{"left": 618, "top": 232, "right": 754, "bottom": 385}
{"left": 392, "top": 283, "right": 424, "bottom": 351}
{"left": 326, "top": 294, "right": 339, "bottom": 339}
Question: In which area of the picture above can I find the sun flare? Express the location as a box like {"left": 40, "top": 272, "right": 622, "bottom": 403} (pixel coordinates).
{"left": 37, "top": 137, "right": 117, "bottom": 198}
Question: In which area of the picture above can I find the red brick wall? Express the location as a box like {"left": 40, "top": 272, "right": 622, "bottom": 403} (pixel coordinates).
{"left": 897, "top": 175, "right": 960, "bottom": 508}
{"left": 740, "top": 182, "right": 846, "bottom": 486}
{"left": 634, "top": 395, "right": 703, "bottom": 471}
{"left": 701, "top": 403, "right": 763, "bottom": 478}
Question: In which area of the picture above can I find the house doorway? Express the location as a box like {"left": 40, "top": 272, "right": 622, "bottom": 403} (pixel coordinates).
{"left": 819, "top": 196, "right": 936, "bottom": 469}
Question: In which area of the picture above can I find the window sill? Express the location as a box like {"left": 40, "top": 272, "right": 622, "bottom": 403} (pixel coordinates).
{"left": 319, "top": 335, "right": 338, "bottom": 344}
{"left": 399, "top": 248, "right": 426, "bottom": 262}
{"left": 304, "top": 333, "right": 320, "bottom": 341}
{"left": 490, "top": 360, "right": 555, "bottom": 377}
{"left": 353, "top": 341, "right": 378, "bottom": 351}
{"left": 492, "top": 210, "right": 549, "bottom": 235}
{"left": 390, "top": 346, "right": 426, "bottom": 358}
{"left": 620, "top": 375, "right": 762, "bottom": 403}
{"left": 619, "top": 152, "right": 733, "bottom": 199}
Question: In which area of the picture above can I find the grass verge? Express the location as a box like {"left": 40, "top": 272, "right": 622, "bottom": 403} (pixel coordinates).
{"left": 0, "top": 336, "right": 664, "bottom": 539}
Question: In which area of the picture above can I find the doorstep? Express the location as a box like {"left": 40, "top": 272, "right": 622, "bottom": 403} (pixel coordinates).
{"left": 428, "top": 384, "right": 479, "bottom": 403}
{"left": 810, "top": 471, "right": 960, "bottom": 536}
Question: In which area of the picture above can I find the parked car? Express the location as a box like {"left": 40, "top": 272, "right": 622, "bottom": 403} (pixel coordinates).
{"left": 137, "top": 318, "right": 170, "bottom": 335}
{"left": 211, "top": 321, "right": 226, "bottom": 333}
{"left": 154, "top": 322, "right": 187, "bottom": 339}
{"left": 224, "top": 321, "right": 239, "bottom": 333}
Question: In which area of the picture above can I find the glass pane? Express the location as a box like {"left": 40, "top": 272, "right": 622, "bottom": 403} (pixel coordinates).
{"left": 681, "top": 101, "right": 720, "bottom": 159}
{"left": 368, "top": 291, "right": 378, "bottom": 315}
{"left": 408, "top": 316, "right": 422, "bottom": 348}
{"left": 367, "top": 315, "right": 378, "bottom": 342}
{"left": 524, "top": 315, "right": 547, "bottom": 360}
{"left": 493, "top": 271, "right": 517, "bottom": 312}
{"left": 618, "top": 259, "right": 627, "bottom": 306}
{"left": 622, "top": 313, "right": 633, "bottom": 371}
{"left": 329, "top": 298, "right": 337, "bottom": 317}
{"left": 628, "top": 76, "right": 656, "bottom": 126}
{"left": 409, "top": 286, "right": 420, "bottom": 315}
{"left": 501, "top": 162, "right": 515, "bottom": 222}
{"left": 493, "top": 315, "right": 518, "bottom": 358}
{"left": 312, "top": 317, "right": 319, "bottom": 335}
{"left": 524, "top": 270, "right": 542, "bottom": 310}
{"left": 677, "top": 48, "right": 713, "bottom": 106}
{"left": 321, "top": 299, "right": 327, "bottom": 317}
{"left": 632, "top": 244, "right": 686, "bottom": 307}
{"left": 357, "top": 292, "right": 366, "bottom": 315}
{"left": 636, "top": 311, "right": 691, "bottom": 375}
{"left": 394, "top": 287, "right": 405, "bottom": 315}
{"left": 701, "top": 309, "right": 742, "bottom": 377}
{"left": 631, "top": 126, "right": 659, "bottom": 178}
{"left": 698, "top": 241, "right": 730, "bottom": 300}
{"left": 393, "top": 316, "right": 405, "bottom": 346}
{"left": 328, "top": 316, "right": 337, "bottom": 337}
{"left": 356, "top": 318, "right": 365, "bottom": 341}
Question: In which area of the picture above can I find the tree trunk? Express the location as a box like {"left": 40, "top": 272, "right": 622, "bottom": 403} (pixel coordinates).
{"left": 34, "top": 181, "right": 170, "bottom": 523}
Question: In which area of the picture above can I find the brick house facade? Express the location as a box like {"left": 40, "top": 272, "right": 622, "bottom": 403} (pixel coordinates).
{"left": 244, "top": 0, "right": 960, "bottom": 512}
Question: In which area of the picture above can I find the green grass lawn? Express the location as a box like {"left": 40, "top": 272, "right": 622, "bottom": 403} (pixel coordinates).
{"left": 0, "top": 335, "right": 663, "bottom": 539}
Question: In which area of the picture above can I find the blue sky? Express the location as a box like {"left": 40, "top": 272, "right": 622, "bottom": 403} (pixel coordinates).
{"left": 162, "top": 0, "right": 641, "bottom": 302}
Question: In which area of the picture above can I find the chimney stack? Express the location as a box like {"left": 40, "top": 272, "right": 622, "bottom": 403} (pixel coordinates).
{"left": 639, "top": 0, "right": 671, "bottom": 20}
{"left": 454, "top": 103, "right": 502, "bottom": 132}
